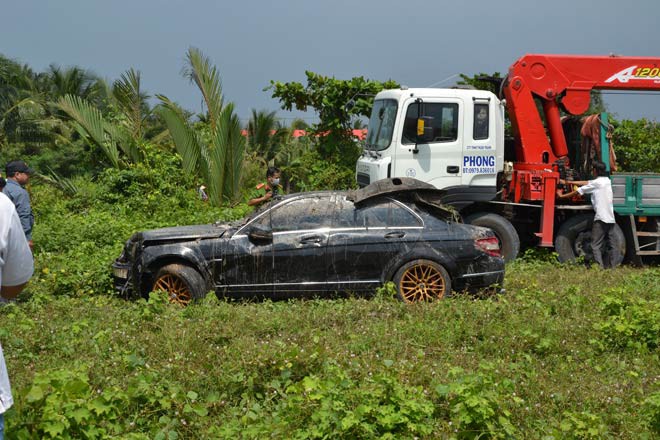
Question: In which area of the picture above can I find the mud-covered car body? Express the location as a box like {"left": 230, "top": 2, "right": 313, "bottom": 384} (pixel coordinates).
{"left": 112, "top": 178, "right": 504, "bottom": 300}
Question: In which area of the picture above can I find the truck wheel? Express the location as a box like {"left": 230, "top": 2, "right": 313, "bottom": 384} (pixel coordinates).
{"left": 152, "top": 264, "right": 207, "bottom": 306}
{"left": 554, "top": 214, "right": 625, "bottom": 266}
{"left": 393, "top": 259, "right": 451, "bottom": 303}
{"left": 464, "top": 213, "right": 520, "bottom": 262}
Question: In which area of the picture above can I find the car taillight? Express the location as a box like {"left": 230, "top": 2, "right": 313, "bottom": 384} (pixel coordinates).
{"left": 475, "top": 236, "right": 501, "bottom": 257}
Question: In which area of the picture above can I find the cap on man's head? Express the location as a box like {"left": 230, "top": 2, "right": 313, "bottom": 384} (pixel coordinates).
{"left": 6, "top": 160, "right": 34, "bottom": 176}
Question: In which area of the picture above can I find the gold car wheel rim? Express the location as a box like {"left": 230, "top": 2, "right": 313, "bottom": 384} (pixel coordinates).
{"left": 153, "top": 274, "right": 192, "bottom": 306}
{"left": 399, "top": 264, "right": 446, "bottom": 302}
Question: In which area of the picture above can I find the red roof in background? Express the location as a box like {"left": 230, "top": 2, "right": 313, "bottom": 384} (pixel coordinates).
{"left": 240, "top": 129, "right": 368, "bottom": 140}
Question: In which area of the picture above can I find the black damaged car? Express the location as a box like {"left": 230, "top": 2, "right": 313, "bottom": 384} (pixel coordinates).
{"left": 112, "top": 178, "right": 504, "bottom": 305}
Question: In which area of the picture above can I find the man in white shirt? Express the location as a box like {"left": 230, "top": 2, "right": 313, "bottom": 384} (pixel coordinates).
{"left": 0, "top": 192, "right": 35, "bottom": 437}
{"left": 558, "top": 161, "right": 616, "bottom": 268}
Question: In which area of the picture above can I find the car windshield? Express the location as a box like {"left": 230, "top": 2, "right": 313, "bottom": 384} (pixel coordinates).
{"left": 365, "top": 99, "right": 398, "bottom": 151}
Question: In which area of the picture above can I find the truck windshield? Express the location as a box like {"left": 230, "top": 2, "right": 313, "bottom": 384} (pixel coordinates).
{"left": 365, "top": 99, "right": 398, "bottom": 151}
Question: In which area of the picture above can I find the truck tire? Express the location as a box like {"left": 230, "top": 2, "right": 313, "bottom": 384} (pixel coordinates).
{"left": 464, "top": 213, "right": 520, "bottom": 262}
{"left": 554, "top": 214, "right": 625, "bottom": 266}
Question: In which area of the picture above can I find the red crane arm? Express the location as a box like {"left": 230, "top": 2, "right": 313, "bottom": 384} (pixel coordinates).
{"left": 503, "top": 54, "right": 660, "bottom": 166}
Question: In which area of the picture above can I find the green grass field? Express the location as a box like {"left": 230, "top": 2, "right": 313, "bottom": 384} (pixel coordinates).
{"left": 0, "top": 255, "right": 658, "bottom": 439}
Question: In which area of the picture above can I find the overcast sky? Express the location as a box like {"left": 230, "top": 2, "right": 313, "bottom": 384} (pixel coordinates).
{"left": 2, "top": 0, "right": 659, "bottom": 123}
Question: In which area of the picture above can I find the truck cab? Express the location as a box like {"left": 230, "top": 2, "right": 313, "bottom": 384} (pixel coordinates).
{"left": 356, "top": 88, "right": 506, "bottom": 194}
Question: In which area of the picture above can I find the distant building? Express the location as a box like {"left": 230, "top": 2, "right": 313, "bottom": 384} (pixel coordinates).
{"left": 241, "top": 129, "right": 367, "bottom": 140}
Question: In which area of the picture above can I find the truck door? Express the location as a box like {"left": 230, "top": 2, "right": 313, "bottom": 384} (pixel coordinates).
{"left": 393, "top": 98, "right": 463, "bottom": 190}
{"left": 461, "top": 101, "right": 499, "bottom": 187}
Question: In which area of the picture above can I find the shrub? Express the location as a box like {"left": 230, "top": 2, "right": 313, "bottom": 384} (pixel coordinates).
{"left": 435, "top": 363, "right": 519, "bottom": 439}
{"left": 10, "top": 365, "right": 212, "bottom": 439}
{"left": 556, "top": 411, "right": 610, "bottom": 439}
{"left": 213, "top": 360, "right": 435, "bottom": 439}
{"left": 10, "top": 367, "right": 127, "bottom": 438}
{"left": 593, "top": 294, "right": 660, "bottom": 351}
{"left": 642, "top": 391, "right": 660, "bottom": 435}
{"left": 28, "top": 173, "right": 247, "bottom": 301}
{"left": 290, "top": 148, "right": 357, "bottom": 191}
{"left": 612, "top": 118, "right": 660, "bottom": 172}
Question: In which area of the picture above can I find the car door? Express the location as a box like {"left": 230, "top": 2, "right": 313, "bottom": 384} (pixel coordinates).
{"left": 220, "top": 196, "right": 334, "bottom": 297}
{"left": 326, "top": 196, "right": 424, "bottom": 291}
{"left": 394, "top": 99, "right": 463, "bottom": 189}
{"left": 219, "top": 209, "right": 279, "bottom": 297}
{"left": 268, "top": 195, "right": 334, "bottom": 297}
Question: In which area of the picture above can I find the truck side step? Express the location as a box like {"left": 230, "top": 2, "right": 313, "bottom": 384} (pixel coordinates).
{"left": 628, "top": 215, "right": 660, "bottom": 256}
{"left": 635, "top": 231, "right": 660, "bottom": 237}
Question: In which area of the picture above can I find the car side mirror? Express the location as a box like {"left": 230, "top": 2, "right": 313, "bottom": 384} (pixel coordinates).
{"left": 248, "top": 225, "right": 273, "bottom": 244}
{"left": 416, "top": 117, "right": 434, "bottom": 143}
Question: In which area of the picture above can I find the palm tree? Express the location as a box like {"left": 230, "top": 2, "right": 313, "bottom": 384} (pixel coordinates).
{"left": 57, "top": 94, "right": 122, "bottom": 168}
{"left": 246, "top": 109, "right": 288, "bottom": 164}
{"left": 272, "top": 135, "right": 313, "bottom": 192}
{"left": 289, "top": 118, "right": 310, "bottom": 131}
{"left": 111, "top": 68, "right": 151, "bottom": 143}
{"left": 44, "top": 65, "right": 105, "bottom": 103}
{"left": 0, "top": 55, "right": 43, "bottom": 146}
{"left": 0, "top": 57, "right": 106, "bottom": 151}
{"left": 56, "top": 68, "right": 150, "bottom": 168}
{"left": 157, "top": 47, "right": 245, "bottom": 205}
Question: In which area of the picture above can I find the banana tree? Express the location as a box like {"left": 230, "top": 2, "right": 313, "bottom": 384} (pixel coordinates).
{"left": 157, "top": 47, "right": 245, "bottom": 205}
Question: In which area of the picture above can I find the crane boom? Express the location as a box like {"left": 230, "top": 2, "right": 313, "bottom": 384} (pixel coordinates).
{"left": 503, "top": 54, "right": 660, "bottom": 167}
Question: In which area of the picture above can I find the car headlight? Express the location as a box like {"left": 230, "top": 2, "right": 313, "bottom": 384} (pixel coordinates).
{"left": 113, "top": 266, "right": 129, "bottom": 279}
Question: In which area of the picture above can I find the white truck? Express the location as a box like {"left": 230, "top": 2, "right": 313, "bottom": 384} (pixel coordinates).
{"left": 356, "top": 54, "right": 660, "bottom": 264}
{"left": 356, "top": 86, "right": 505, "bottom": 200}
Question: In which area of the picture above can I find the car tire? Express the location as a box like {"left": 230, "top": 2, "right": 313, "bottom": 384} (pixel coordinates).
{"left": 393, "top": 259, "right": 451, "bottom": 303}
{"left": 152, "top": 264, "right": 207, "bottom": 306}
{"left": 555, "top": 214, "right": 625, "bottom": 266}
{"left": 464, "top": 212, "right": 520, "bottom": 262}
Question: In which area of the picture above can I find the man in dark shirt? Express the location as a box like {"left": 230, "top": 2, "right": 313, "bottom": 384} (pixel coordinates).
{"left": 3, "top": 160, "right": 35, "bottom": 249}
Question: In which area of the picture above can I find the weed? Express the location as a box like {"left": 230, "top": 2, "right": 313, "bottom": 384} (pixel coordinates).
{"left": 557, "top": 410, "right": 610, "bottom": 439}
{"left": 642, "top": 391, "right": 660, "bottom": 435}
{"left": 593, "top": 294, "right": 659, "bottom": 351}
{"left": 374, "top": 282, "right": 398, "bottom": 302}
{"left": 435, "top": 363, "right": 520, "bottom": 439}
{"left": 1, "top": 178, "right": 658, "bottom": 438}
{"left": 213, "top": 360, "right": 435, "bottom": 439}
{"left": 9, "top": 367, "right": 127, "bottom": 438}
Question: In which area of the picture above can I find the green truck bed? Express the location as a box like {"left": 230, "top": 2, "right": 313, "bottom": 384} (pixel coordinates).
{"left": 612, "top": 173, "right": 660, "bottom": 257}
{"left": 612, "top": 173, "right": 660, "bottom": 216}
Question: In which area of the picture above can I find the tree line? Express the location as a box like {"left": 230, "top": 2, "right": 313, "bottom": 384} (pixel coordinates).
{"left": 0, "top": 49, "right": 397, "bottom": 205}
{"left": 1, "top": 50, "right": 658, "bottom": 208}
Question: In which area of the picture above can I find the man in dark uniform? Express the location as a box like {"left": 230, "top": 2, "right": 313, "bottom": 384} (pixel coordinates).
{"left": 248, "top": 166, "right": 283, "bottom": 207}
{"left": 3, "top": 160, "right": 35, "bottom": 249}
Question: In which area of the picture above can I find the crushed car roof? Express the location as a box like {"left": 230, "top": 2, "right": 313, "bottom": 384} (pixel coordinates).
{"left": 348, "top": 178, "right": 459, "bottom": 221}
{"left": 347, "top": 177, "right": 438, "bottom": 204}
